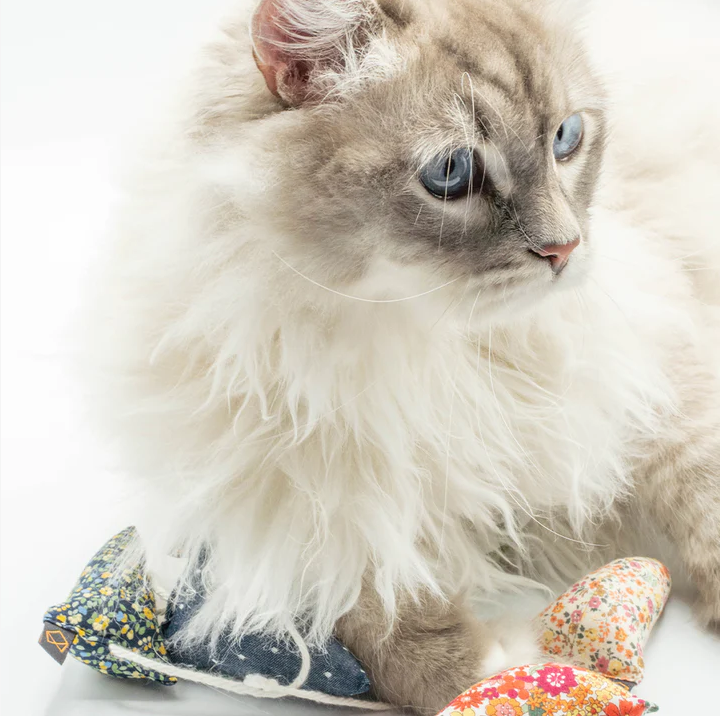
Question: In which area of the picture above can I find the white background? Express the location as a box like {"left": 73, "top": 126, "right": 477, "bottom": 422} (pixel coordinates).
{"left": 2, "top": 1, "right": 719, "bottom": 715}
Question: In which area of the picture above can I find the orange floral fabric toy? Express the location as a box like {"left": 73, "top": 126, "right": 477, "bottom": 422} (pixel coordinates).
{"left": 436, "top": 558, "right": 670, "bottom": 716}
{"left": 537, "top": 558, "right": 671, "bottom": 684}
{"left": 438, "top": 664, "right": 656, "bottom": 716}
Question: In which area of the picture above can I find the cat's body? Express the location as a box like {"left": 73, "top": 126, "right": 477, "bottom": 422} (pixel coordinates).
{"left": 84, "top": 0, "right": 720, "bottom": 710}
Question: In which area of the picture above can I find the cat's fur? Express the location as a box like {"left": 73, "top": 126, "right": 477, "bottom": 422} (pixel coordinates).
{"left": 83, "top": 0, "right": 720, "bottom": 710}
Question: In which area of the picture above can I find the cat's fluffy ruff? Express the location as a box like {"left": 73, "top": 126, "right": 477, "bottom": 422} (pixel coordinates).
{"left": 83, "top": 0, "right": 720, "bottom": 660}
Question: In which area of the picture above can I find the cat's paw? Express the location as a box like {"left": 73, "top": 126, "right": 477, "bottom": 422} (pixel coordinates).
{"left": 695, "top": 594, "right": 720, "bottom": 632}
{"left": 479, "top": 618, "right": 541, "bottom": 678}
{"left": 692, "top": 565, "right": 720, "bottom": 631}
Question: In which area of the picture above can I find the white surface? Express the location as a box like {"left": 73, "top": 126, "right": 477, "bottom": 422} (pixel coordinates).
{"left": 1, "top": 1, "right": 719, "bottom": 714}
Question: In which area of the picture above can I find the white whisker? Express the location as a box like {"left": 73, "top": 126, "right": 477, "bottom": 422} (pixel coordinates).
{"left": 272, "top": 250, "right": 460, "bottom": 303}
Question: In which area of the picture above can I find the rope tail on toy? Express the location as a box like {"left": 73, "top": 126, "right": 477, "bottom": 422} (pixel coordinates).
{"left": 109, "top": 642, "right": 394, "bottom": 710}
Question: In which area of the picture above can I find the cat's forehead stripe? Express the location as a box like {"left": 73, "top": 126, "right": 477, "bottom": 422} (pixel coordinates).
{"left": 475, "top": 15, "right": 542, "bottom": 106}
{"left": 377, "top": 0, "right": 414, "bottom": 29}
{"left": 427, "top": 13, "right": 563, "bottom": 138}
{"left": 435, "top": 36, "right": 520, "bottom": 106}
{"left": 435, "top": 37, "right": 484, "bottom": 80}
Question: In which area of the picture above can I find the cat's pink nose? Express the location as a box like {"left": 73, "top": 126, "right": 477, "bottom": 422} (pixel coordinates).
{"left": 530, "top": 238, "right": 580, "bottom": 274}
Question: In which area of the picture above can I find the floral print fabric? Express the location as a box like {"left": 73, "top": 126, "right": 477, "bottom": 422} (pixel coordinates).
{"left": 537, "top": 558, "right": 671, "bottom": 684}
{"left": 43, "top": 527, "right": 176, "bottom": 683}
{"left": 438, "top": 664, "right": 658, "bottom": 716}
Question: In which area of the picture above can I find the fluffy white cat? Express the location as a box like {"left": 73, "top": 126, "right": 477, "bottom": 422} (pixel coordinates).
{"left": 82, "top": 0, "right": 720, "bottom": 709}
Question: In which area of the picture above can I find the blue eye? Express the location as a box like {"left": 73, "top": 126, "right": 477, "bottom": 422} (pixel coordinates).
{"left": 553, "top": 113, "right": 584, "bottom": 161}
{"left": 420, "top": 148, "right": 474, "bottom": 199}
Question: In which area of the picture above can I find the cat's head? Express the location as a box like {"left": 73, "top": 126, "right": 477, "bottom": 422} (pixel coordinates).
{"left": 237, "top": 0, "right": 605, "bottom": 316}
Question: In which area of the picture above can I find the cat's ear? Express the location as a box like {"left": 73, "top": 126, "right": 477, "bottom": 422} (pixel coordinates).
{"left": 251, "top": 0, "right": 383, "bottom": 106}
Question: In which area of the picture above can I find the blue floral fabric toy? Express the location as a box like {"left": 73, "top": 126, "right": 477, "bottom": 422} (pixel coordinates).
{"left": 41, "top": 528, "right": 175, "bottom": 683}
{"left": 40, "top": 527, "right": 376, "bottom": 707}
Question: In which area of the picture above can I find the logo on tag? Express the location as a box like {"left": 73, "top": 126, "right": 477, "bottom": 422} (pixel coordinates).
{"left": 39, "top": 621, "right": 76, "bottom": 665}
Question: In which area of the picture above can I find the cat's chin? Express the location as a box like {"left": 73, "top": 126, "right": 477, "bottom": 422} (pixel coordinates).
{"left": 465, "top": 265, "right": 592, "bottom": 327}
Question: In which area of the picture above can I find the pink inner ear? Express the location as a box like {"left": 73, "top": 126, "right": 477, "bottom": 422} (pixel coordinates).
{"left": 252, "top": 49, "right": 284, "bottom": 98}
{"left": 252, "top": 0, "right": 311, "bottom": 103}
{"left": 252, "top": 0, "right": 288, "bottom": 98}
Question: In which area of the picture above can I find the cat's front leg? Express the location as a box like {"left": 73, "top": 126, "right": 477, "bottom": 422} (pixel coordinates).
{"left": 335, "top": 585, "right": 539, "bottom": 714}
{"left": 638, "top": 431, "right": 720, "bottom": 625}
